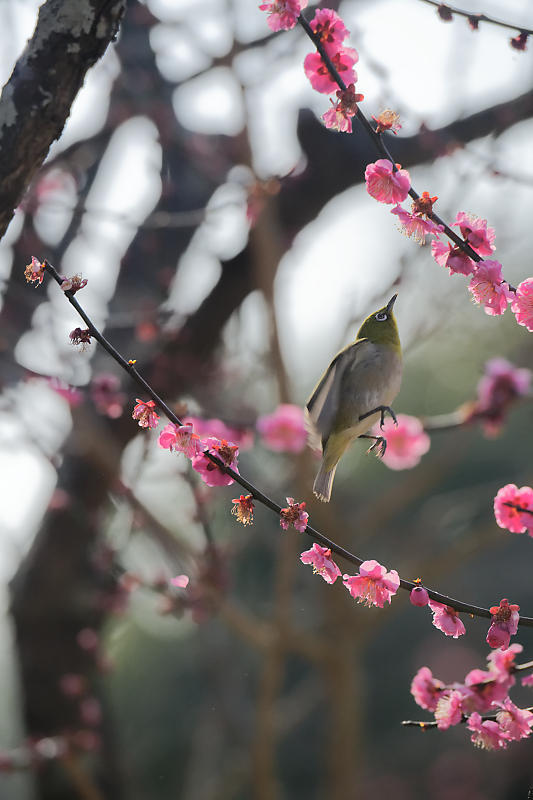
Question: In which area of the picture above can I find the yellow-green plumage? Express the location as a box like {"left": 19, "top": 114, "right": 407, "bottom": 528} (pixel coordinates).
{"left": 305, "top": 295, "right": 402, "bottom": 502}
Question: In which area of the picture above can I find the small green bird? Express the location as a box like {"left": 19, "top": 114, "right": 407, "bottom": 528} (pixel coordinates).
{"left": 306, "top": 294, "right": 402, "bottom": 502}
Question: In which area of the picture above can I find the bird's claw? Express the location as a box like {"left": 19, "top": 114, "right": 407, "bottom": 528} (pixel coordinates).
{"left": 366, "top": 436, "right": 387, "bottom": 458}
{"left": 379, "top": 406, "right": 398, "bottom": 430}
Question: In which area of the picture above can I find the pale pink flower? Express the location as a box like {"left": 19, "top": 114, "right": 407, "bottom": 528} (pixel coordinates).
{"left": 322, "top": 84, "right": 364, "bottom": 133}
{"left": 486, "top": 599, "right": 520, "bottom": 650}
{"left": 410, "top": 666, "right": 445, "bottom": 711}
{"left": 259, "top": 0, "right": 307, "bottom": 31}
{"left": 454, "top": 211, "right": 496, "bottom": 256}
{"left": 304, "top": 48, "right": 358, "bottom": 94}
{"left": 391, "top": 205, "right": 443, "bottom": 245}
{"left": 60, "top": 274, "right": 88, "bottom": 294}
{"left": 132, "top": 399, "right": 160, "bottom": 429}
{"left": 375, "top": 414, "right": 430, "bottom": 470}
{"left": 158, "top": 423, "right": 202, "bottom": 459}
{"left": 495, "top": 697, "right": 533, "bottom": 741}
{"left": 279, "top": 497, "right": 308, "bottom": 532}
{"left": 410, "top": 586, "right": 429, "bottom": 606}
{"left": 428, "top": 600, "right": 466, "bottom": 638}
{"left": 365, "top": 159, "right": 410, "bottom": 204}
{"left": 467, "top": 712, "right": 509, "bottom": 750}
{"left": 431, "top": 239, "right": 475, "bottom": 276}
{"left": 91, "top": 373, "right": 126, "bottom": 418}
{"left": 184, "top": 416, "right": 253, "bottom": 451}
{"left": 24, "top": 256, "right": 45, "bottom": 286}
{"left": 511, "top": 278, "right": 533, "bottom": 331}
{"left": 309, "top": 8, "right": 349, "bottom": 52}
{"left": 468, "top": 260, "right": 511, "bottom": 316}
{"left": 343, "top": 559, "right": 400, "bottom": 608}
{"left": 257, "top": 404, "right": 307, "bottom": 453}
{"left": 487, "top": 643, "right": 522, "bottom": 683}
{"left": 494, "top": 484, "right": 533, "bottom": 534}
{"left": 192, "top": 437, "right": 239, "bottom": 487}
{"left": 170, "top": 574, "right": 189, "bottom": 589}
{"left": 434, "top": 690, "right": 464, "bottom": 730}
{"left": 300, "top": 543, "right": 341, "bottom": 584}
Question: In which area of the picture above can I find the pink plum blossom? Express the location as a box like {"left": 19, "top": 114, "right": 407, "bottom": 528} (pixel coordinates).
{"left": 428, "top": 599, "right": 466, "bottom": 638}
{"left": 309, "top": 8, "right": 349, "bottom": 52}
{"left": 467, "top": 712, "right": 509, "bottom": 750}
{"left": 300, "top": 543, "right": 342, "bottom": 584}
{"left": 434, "top": 690, "right": 464, "bottom": 730}
{"left": 259, "top": 0, "right": 307, "bottom": 31}
{"left": 410, "top": 667, "right": 445, "bottom": 711}
{"left": 391, "top": 204, "right": 443, "bottom": 245}
{"left": 231, "top": 494, "right": 255, "bottom": 526}
{"left": 257, "top": 404, "right": 307, "bottom": 453}
{"left": 375, "top": 414, "right": 430, "bottom": 470}
{"left": 468, "top": 260, "right": 512, "bottom": 316}
{"left": 192, "top": 437, "right": 239, "bottom": 487}
{"left": 279, "top": 497, "right": 308, "bottom": 532}
{"left": 372, "top": 108, "right": 401, "bottom": 135}
{"left": 91, "top": 373, "right": 126, "bottom": 418}
{"left": 522, "top": 674, "right": 533, "bottom": 687}
{"left": 410, "top": 586, "right": 429, "bottom": 607}
{"left": 454, "top": 211, "right": 496, "bottom": 256}
{"left": 511, "top": 278, "right": 533, "bottom": 331}
{"left": 365, "top": 159, "right": 410, "bottom": 204}
{"left": 304, "top": 48, "right": 358, "bottom": 94}
{"left": 486, "top": 599, "right": 520, "bottom": 650}
{"left": 343, "top": 560, "right": 400, "bottom": 608}
{"left": 495, "top": 697, "right": 533, "bottom": 741}
{"left": 184, "top": 416, "right": 253, "bottom": 450}
{"left": 24, "top": 256, "right": 45, "bottom": 286}
{"left": 132, "top": 399, "right": 160, "bottom": 429}
{"left": 60, "top": 274, "right": 88, "bottom": 294}
{"left": 322, "top": 84, "right": 364, "bottom": 133}
{"left": 158, "top": 423, "right": 203, "bottom": 459}
{"left": 474, "top": 358, "right": 531, "bottom": 436}
{"left": 463, "top": 668, "right": 511, "bottom": 713}
{"left": 494, "top": 484, "right": 533, "bottom": 534}
{"left": 431, "top": 239, "right": 475, "bottom": 276}
{"left": 170, "top": 575, "right": 189, "bottom": 589}
{"left": 487, "top": 643, "right": 522, "bottom": 683}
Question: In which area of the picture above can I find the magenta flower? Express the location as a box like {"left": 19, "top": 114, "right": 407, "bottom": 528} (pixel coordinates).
{"left": 170, "top": 574, "right": 189, "bottom": 589}
{"left": 391, "top": 205, "right": 443, "bottom": 245}
{"left": 495, "top": 697, "right": 533, "bottom": 741}
{"left": 410, "top": 666, "right": 445, "bottom": 711}
{"left": 132, "top": 399, "right": 160, "bottom": 429}
{"left": 309, "top": 8, "right": 349, "bottom": 53}
{"left": 467, "top": 712, "right": 509, "bottom": 750}
{"left": 428, "top": 599, "right": 466, "bottom": 638}
{"left": 257, "top": 404, "right": 307, "bottom": 453}
{"left": 303, "top": 48, "right": 358, "bottom": 94}
{"left": 410, "top": 586, "right": 429, "bottom": 607}
{"left": 365, "top": 159, "right": 410, "bottom": 204}
{"left": 158, "top": 422, "right": 203, "bottom": 459}
{"left": 454, "top": 211, "right": 496, "bottom": 256}
{"left": 487, "top": 643, "right": 522, "bottom": 683}
{"left": 192, "top": 437, "right": 239, "bottom": 487}
{"left": 486, "top": 599, "right": 520, "bottom": 650}
{"left": 474, "top": 358, "right": 531, "bottom": 436}
{"left": 300, "top": 543, "right": 342, "bottom": 584}
{"left": 463, "top": 668, "right": 511, "bottom": 713}
{"left": 494, "top": 483, "right": 533, "bottom": 534}
{"left": 511, "top": 277, "right": 533, "bottom": 331}
{"left": 259, "top": 0, "right": 307, "bottom": 31}
{"left": 434, "top": 690, "right": 464, "bottom": 730}
{"left": 279, "top": 497, "right": 308, "bottom": 532}
{"left": 375, "top": 414, "right": 430, "bottom": 470}
{"left": 322, "top": 84, "right": 364, "bottom": 134}
{"left": 184, "top": 416, "right": 253, "bottom": 451}
{"left": 431, "top": 239, "right": 475, "bottom": 276}
{"left": 343, "top": 559, "right": 400, "bottom": 608}
{"left": 468, "top": 260, "right": 511, "bottom": 316}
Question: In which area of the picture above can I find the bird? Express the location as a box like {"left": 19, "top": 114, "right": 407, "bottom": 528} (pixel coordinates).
{"left": 305, "top": 294, "right": 402, "bottom": 503}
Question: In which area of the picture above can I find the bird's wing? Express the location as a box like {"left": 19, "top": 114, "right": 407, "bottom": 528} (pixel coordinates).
{"left": 305, "top": 339, "right": 369, "bottom": 453}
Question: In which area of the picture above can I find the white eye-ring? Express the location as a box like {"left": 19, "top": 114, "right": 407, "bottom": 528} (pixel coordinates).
{"left": 375, "top": 311, "right": 387, "bottom": 321}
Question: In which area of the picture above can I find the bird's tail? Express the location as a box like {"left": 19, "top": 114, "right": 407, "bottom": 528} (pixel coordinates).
{"left": 313, "top": 460, "right": 338, "bottom": 503}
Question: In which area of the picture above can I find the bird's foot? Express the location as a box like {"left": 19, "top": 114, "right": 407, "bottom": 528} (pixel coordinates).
{"left": 359, "top": 405, "right": 398, "bottom": 430}
{"left": 359, "top": 434, "right": 387, "bottom": 458}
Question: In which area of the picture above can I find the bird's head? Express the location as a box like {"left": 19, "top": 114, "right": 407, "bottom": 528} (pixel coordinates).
{"left": 356, "top": 294, "right": 400, "bottom": 350}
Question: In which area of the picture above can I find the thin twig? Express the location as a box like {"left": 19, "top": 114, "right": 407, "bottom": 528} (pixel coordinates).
{"left": 419, "top": 0, "right": 533, "bottom": 37}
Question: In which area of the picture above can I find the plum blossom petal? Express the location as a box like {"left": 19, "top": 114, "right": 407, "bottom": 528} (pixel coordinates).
{"left": 431, "top": 239, "right": 475, "bottom": 276}
{"left": 434, "top": 690, "right": 464, "bottom": 730}
{"left": 279, "top": 497, "right": 308, "bottom": 532}
{"left": 428, "top": 600, "right": 465, "bottom": 638}
{"left": 486, "top": 599, "right": 520, "bottom": 650}
{"left": 494, "top": 484, "right": 533, "bottom": 534}
{"left": 231, "top": 494, "right": 255, "bottom": 526}
{"left": 192, "top": 437, "right": 239, "bottom": 487}
{"left": 511, "top": 278, "right": 533, "bottom": 331}
{"left": 300, "top": 543, "right": 341, "bottom": 584}
{"left": 257, "top": 404, "right": 307, "bottom": 453}
{"left": 410, "top": 666, "right": 445, "bottom": 711}
{"left": 468, "top": 260, "right": 511, "bottom": 316}
{"left": 158, "top": 423, "right": 202, "bottom": 459}
{"left": 467, "top": 712, "right": 509, "bottom": 750}
{"left": 343, "top": 560, "right": 400, "bottom": 608}
{"left": 495, "top": 697, "right": 533, "bottom": 741}
{"left": 309, "top": 8, "right": 349, "bottom": 52}
{"left": 365, "top": 159, "right": 410, "bottom": 204}
{"left": 132, "top": 399, "right": 159, "bottom": 429}
{"left": 454, "top": 211, "right": 495, "bottom": 256}
{"left": 259, "top": 0, "right": 307, "bottom": 31}
{"left": 375, "top": 414, "right": 430, "bottom": 470}
{"left": 304, "top": 48, "right": 358, "bottom": 94}
{"left": 391, "top": 204, "right": 443, "bottom": 245}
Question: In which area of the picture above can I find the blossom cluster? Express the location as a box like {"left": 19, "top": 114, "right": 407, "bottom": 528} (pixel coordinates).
{"left": 494, "top": 483, "right": 533, "bottom": 536}
{"left": 411, "top": 644, "right": 533, "bottom": 749}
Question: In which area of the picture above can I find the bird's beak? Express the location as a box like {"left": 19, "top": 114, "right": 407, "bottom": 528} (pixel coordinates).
{"left": 386, "top": 294, "right": 398, "bottom": 314}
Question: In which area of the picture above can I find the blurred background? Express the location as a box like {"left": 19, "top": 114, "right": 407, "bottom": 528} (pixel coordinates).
{"left": 1, "top": 0, "right": 533, "bottom": 797}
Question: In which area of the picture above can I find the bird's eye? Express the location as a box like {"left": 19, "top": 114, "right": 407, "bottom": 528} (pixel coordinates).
{"left": 375, "top": 312, "right": 387, "bottom": 322}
